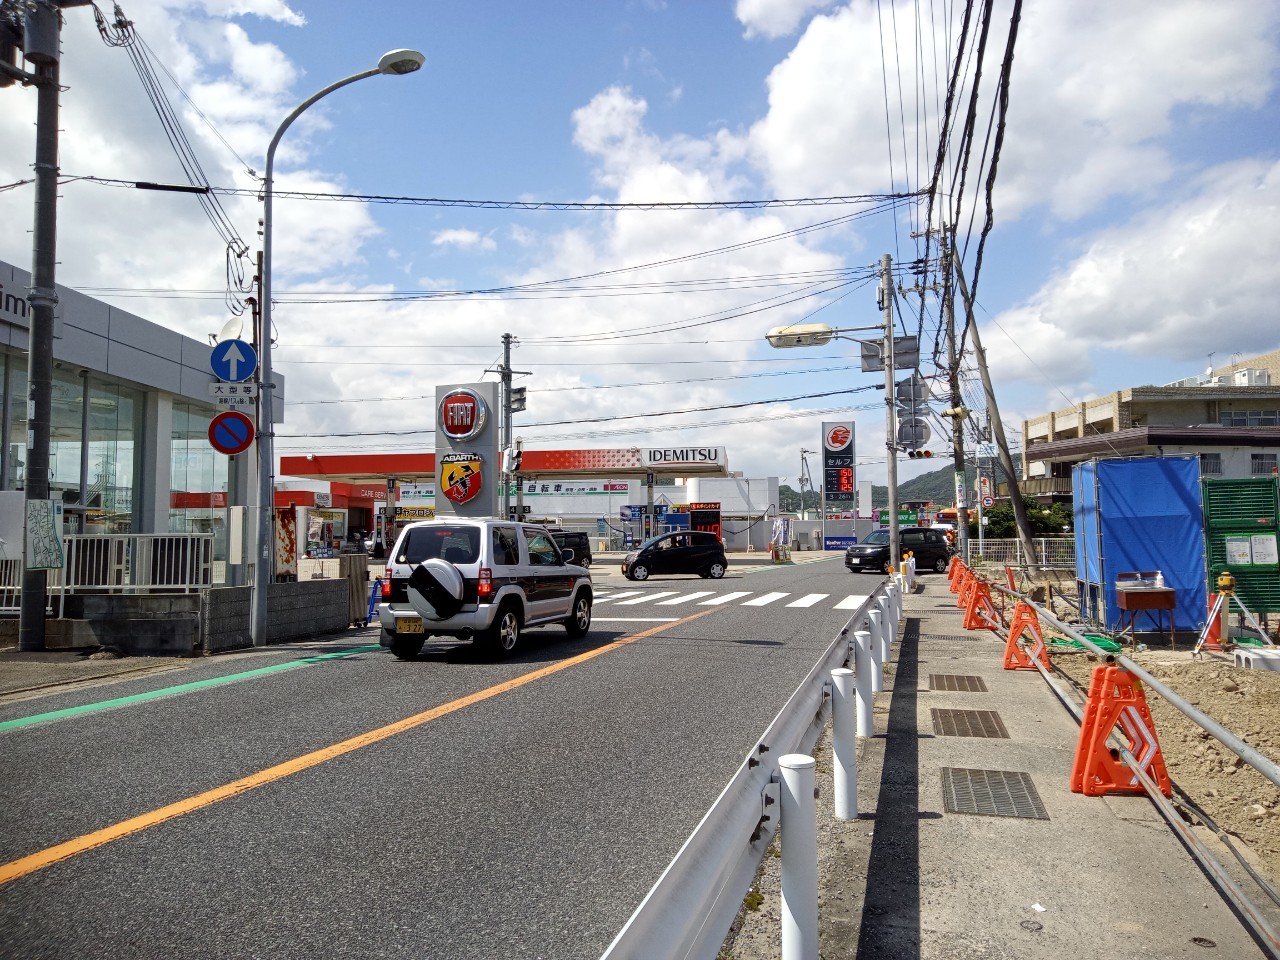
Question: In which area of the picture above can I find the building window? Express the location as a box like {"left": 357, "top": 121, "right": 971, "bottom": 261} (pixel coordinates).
{"left": 1221, "top": 409, "right": 1280, "bottom": 427}
{"left": 171, "top": 401, "right": 229, "bottom": 554}
{"left": 1200, "top": 453, "right": 1222, "bottom": 475}
{"left": 1252, "top": 453, "right": 1279, "bottom": 476}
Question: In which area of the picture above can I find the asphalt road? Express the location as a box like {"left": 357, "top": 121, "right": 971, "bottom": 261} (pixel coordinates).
{"left": 0, "top": 555, "right": 883, "bottom": 960}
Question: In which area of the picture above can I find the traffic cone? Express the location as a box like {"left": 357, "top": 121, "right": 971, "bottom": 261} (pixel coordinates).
{"left": 1070, "top": 665, "right": 1171, "bottom": 797}
{"left": 1201, "top": 595, "right": 1225, "bottom": 652}
{"left": 1002, "top": 601, "right": 1050, "bottom": 671}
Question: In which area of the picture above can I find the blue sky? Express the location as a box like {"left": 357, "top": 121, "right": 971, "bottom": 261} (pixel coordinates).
{"left": 1, "top": 0, "right": 1277, "bottom": 489}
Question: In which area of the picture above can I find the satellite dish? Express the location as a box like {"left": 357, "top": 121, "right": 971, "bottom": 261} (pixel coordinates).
{"left": 216, "top": 316, "right": 244, "bottom": 343}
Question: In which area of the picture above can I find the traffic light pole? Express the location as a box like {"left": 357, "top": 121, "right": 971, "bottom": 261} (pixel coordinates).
{"left": 881, "top": 254, "right": 900, "bottom": 572}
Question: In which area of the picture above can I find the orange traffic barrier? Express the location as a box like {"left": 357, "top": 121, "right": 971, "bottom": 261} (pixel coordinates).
{"left": 1002, "top": 601, "right": 1050, "bottom": 671}
{"left": 947, "top": 556, "right": 963, "bottom": 583}
{"left": 1070, "top": 665, "right": 1171, "bottom": 797}
{"left": 962, "top": 580, "right": 1000, "bottom": 632}
{"left": 1005, "top": 565, "right": 1016, "bottom": 591}
{"left": 956, "top": 569, "right": 976, "bottom": 609}
{"left": 1201, "top": 595, "right": 1225, "bottom": 651}
{"left": 949, "top": 562, "right": 969, "bottom": 595}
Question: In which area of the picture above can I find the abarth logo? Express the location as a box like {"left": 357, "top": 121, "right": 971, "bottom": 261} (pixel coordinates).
{"left": 440, "top": 453, "right": 483, "bottom": 505}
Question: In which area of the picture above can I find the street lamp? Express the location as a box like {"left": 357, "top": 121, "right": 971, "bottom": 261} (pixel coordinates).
{"left": 251, "top": 49, "right": 425, "bottom": 647}
{"left": 764, "top": 305, "right": 901, "bottom": 569}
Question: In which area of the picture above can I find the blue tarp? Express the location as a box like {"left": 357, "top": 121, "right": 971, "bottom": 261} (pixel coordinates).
{"left": 1073, "top": 457, "right": 1207, "bottom": 632}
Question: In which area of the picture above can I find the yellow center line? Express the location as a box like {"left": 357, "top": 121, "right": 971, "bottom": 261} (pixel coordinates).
{"left": 0, "top": 610, "right": 718, "bottom": 887}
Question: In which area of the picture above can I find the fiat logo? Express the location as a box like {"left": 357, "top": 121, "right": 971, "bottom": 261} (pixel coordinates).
{"left": 825, "top": 425, "right": 852, "bottom": 450}
{"left": 438, "top": 388, "right": 488, "bottom": 441}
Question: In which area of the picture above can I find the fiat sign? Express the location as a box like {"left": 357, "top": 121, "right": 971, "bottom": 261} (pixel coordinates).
{"left": 438, "top": 388, "right": 488, "bottom": 441}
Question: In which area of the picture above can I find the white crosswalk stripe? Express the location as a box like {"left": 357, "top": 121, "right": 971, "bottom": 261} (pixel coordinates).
{"left": 834, "top": 595, "right": 873, "bottom": 610}
{"left": 699, "top": 592, "right": 753, "bottom": 605}
{"left": 786, "top": 593, "right": 829, "bottom": 608}
{"left": 615, "top": 591, "right": 680, "bottom": 606}
{"left": 594, "top": 591, "right": 643, "bottom": 604}
{"left": 742, "top": 592, "right": 789, "bottom": 607}
{"left": 657, "top": 591, "right": 715, "bottom": 605}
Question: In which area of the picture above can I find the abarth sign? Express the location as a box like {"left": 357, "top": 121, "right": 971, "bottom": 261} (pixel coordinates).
{"left": 440, "top": 453, "right": 483, "bottom": 505}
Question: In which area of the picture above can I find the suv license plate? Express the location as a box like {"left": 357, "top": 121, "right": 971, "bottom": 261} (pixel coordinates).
{"left": 396, "top": 618, "right": 425, "bottom": 635}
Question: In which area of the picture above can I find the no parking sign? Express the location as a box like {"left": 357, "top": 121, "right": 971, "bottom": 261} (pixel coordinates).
{"left": 209, "top": 410, "right": 255, "bottom": 455}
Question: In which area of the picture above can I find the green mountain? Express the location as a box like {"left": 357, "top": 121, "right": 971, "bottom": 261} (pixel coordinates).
{"left": 870, "top": 462, "right": 1009, "bottom": 508}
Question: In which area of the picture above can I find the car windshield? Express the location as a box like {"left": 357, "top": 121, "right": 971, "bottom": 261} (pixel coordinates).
{"left": 863, "top": 530, "right": 891, "bottom": 545}
{"left": 398, "top": 525, "right": 481, "bottom": 564}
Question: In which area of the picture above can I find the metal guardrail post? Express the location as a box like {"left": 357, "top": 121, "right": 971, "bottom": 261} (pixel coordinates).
{"left": 780, "top": 754, "right": 818, "bottom": 960}
{"left": 866, "top": 610, "right": 884, "bottom": 692}
{"left": 853, "top": 629, "right": 875, "bottom": 737}
{"left": 830, "top": 668, "right": 857, "bottom": 821}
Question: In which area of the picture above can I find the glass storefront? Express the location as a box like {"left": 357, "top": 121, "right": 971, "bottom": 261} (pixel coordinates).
{"left": 170, "top": 401, "right": 230, "bottom": 559}
{"left": 2, "top": 350, "right": 143, "bottom": 533}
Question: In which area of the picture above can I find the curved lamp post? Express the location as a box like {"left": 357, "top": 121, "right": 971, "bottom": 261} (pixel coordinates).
{"left": 251, "top": 49, "right": 425, "bottom": 647}
{"left": 764, "top": 318, "right": 900, "bottom": 569}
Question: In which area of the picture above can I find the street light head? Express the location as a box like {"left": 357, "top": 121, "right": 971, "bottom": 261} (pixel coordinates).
{"left": 378, "top": 49, "right": 426, "bottom": 75}
{"left": 765, "top": 323, "right": 835, "bottom": 349}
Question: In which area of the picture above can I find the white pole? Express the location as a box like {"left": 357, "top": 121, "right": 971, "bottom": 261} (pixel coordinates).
{"left": 830, "top": 668, "right": 857, "bottom": 820}
{"left": 780, "top": 754, "right": 819, "bottom": 960}
{"left": 866, "top": 610, "right": 884, "bottom": 692}
{"left": 877, "top": 595, "right": 895, "bottom": 659}
{"left": 852, "top": 629, "right": 874, "bottom": 737}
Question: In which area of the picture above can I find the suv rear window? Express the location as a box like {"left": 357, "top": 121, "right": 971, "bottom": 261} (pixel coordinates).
{"left": 398, "top": 525, "right": 481, "bottom": 564}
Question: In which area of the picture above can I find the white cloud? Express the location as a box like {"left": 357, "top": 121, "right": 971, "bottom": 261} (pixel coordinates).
{"left": 736, "top": 0, "right": 835, "bottom": 40}
{"left": 985, "top": 158, "right": 1280, "bottom": 385}
{"left": 432, "top": 229, "right": 496, "bottom": 252}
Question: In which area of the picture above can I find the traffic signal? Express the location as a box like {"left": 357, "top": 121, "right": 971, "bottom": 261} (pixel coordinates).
{"left": 510, "top": 386, "right": 527, "bottom": 412}
{"left": 907, "top": 449, "right": 934, "bottom": 459}
{"left": 508, "top": 449, "right": 523, "bottom": 472}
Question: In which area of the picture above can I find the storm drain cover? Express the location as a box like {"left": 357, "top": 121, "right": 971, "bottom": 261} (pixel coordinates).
{"left": 917, "top": 632, "right": 981, "bottom": 642}
{"left": 942, "top": 768, "right": 1049, "bottom": 820}
{"left": 929, "top": 674, "right": 988, "bottom": 693}
{"left": 931, "top": 708, "right": 1009, "bottom": 738}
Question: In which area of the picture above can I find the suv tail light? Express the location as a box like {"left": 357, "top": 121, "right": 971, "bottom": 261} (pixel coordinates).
{"left": 381, "top": 573, "right": 391, "bottom": 600}
{"left": 478, "top": 567, "right": 493, "bottom": 600}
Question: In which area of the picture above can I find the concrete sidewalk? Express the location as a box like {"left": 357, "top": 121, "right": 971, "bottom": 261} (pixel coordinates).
{"left": 847, "top": 575, "right": 1274, "bottom": 958}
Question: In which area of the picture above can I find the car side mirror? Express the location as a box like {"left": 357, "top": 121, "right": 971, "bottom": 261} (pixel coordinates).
{"left": 561, "top": 548, "right": 575, "bottom": 563}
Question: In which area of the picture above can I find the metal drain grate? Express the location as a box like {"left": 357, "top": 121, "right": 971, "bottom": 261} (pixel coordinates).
{"left": 917, "top": 632, "right": 982, "bottom": 642}
{"left": 941, "top": 768, "right": 1049, "bottom": 819}
{"left": 931, "top": 708, "right": 1009, "bottom": 738}
{"left": 929, "top": 674, "right": 988, "bottom": 693}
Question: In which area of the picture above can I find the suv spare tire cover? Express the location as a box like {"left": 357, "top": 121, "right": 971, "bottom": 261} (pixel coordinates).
{"left": 407, "top": 558, "right": 466, "bottom": 621}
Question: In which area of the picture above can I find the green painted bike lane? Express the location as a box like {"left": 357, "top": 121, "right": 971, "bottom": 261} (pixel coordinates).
{"left": 0, "top": 644, "right": 383, "bottom": 734}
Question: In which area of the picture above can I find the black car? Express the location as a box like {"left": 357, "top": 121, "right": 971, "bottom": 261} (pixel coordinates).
{"left": 551, "top": 531, "right": 593, "bottom": 568}
{"left": 622, "top": 531, "right": 727, "bottom": 580}
{"left": 844, "top": 526, "right": 952, "bottom": 574}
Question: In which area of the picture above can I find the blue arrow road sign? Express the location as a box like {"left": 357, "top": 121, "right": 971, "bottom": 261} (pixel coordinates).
{"left": 210, "top": 338, "right": 258, "bottom": 383}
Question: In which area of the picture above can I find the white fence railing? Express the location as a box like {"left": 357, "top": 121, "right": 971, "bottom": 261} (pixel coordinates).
{"left": 966, "top": 537, "right": 1074, "bottom": 569}
{"left": 1, "top": 534, "right": 214, "bottom": 615}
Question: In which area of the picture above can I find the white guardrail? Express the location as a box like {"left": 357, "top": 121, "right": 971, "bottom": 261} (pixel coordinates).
{"left": 600, "top": 579, "right": 897, "bottom": 960}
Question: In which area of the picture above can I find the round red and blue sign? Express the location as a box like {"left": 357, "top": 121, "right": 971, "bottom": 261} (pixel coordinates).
{"left": 209, "top": 410, "right": 255, "bottom": 455}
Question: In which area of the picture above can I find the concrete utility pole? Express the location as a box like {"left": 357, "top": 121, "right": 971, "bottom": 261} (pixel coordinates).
{"left": 880, "top": 254, "right": 900, "bottom": 572}
{"left": 500, "top": 332, "right": 513, "bottom": 518}
{"left": 941, "top": 236, "right": 970, "bottom": 562}
{"left": 16, "top": 1, "right": 73, "bottom": 652}
{"left": 951, "top": 255, "right": 1039, "bottom": 568}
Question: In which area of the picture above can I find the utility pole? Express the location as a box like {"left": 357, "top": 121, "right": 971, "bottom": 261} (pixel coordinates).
{"left": 15, "top": 1, "right": 76, "bottom": 652}
{"left": 951, "top": 255, "right": 1039, "bottom": 568}
{"left": 500, "top": 333, "right": 513, "bottom": 519}
{"left": 799, "top": 448, "right": 815, "bottom": 520}
{"left": 941, "top": 234, "right": 970, "bottom": 561}
{"left": 880, "top": 254, "right": 900, "bottom": 572}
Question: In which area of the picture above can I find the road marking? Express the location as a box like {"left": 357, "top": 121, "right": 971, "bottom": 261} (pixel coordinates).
{"left": 699, "top": 592, "right": 753, "bottom": 605}
{"left": 657, "top": 591, "right": 715, "bottom": 605}
{"left": 0, "top": 645, "right": 384, "bottom": 735}
{"left": 0, "top": 610, "right": 719, "bottom": 888}
{"left": 615, "top": 591, "right": 680, "bottom": 605}
{"left": 593, "top": 591, "right": 643, "bottom": 604}
{"left": 742, "top": 592, "right": 789, "bottom": 607}
{"left": 786, "top": 593, "right": 829, "bottom": 608}
{"left": 835, "top": 595, "right": 873, "bottom": 610}
{"left": 593, "top": 617, "right": 680, "bottom": 623}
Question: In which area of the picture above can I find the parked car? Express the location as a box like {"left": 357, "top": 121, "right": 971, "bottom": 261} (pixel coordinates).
{"left": 844, "top": 526, "right": 952, "bottom": 574}
{"left": 377, "top": 518, "right": 593, "bottom": 660}
{"left": 622, "top": 530, "right": 727, "bottom": 580}
{"left": 550, "top": 530, "right": 593, "bottom": 568}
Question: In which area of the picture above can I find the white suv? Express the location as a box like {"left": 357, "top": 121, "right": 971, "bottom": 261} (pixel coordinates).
{"left": 377, "top": 518, "right": 593, "bottom": 659}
